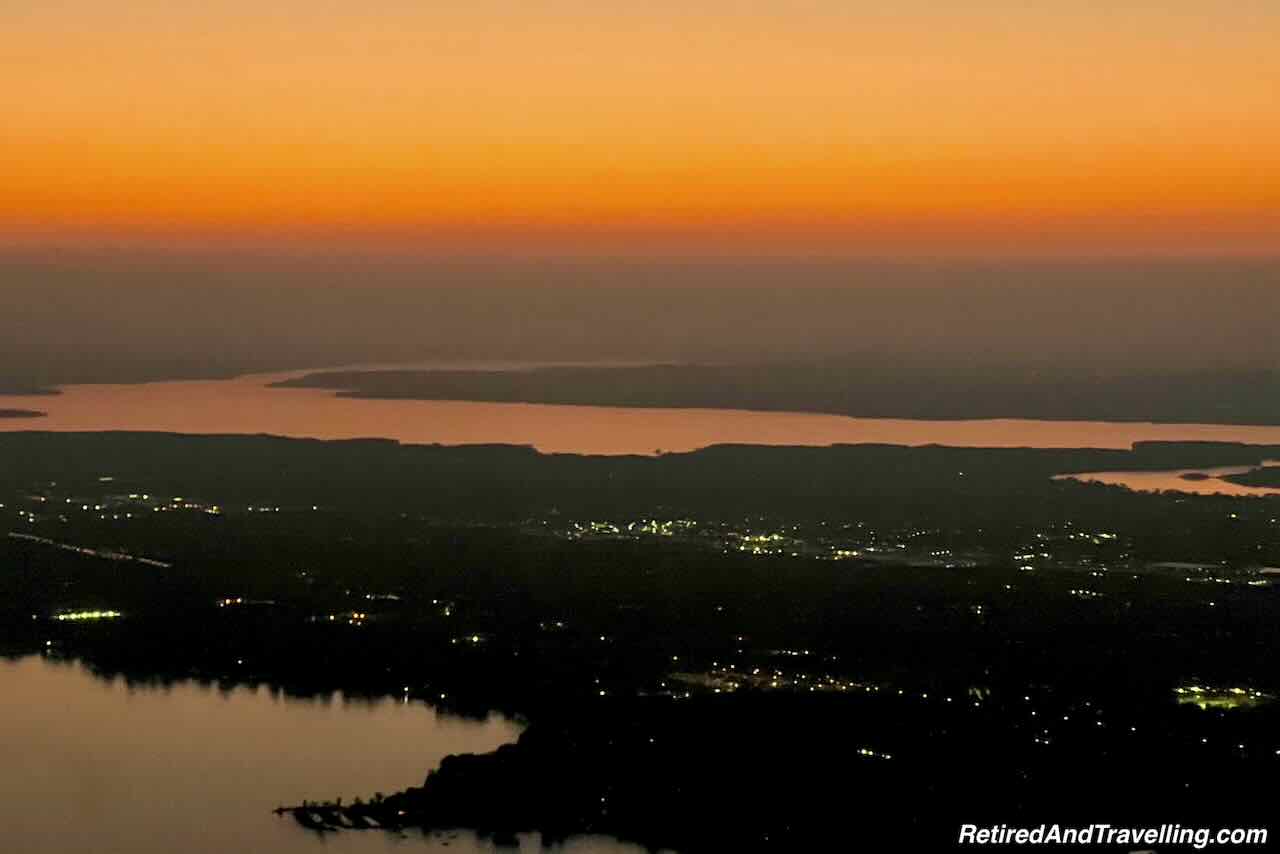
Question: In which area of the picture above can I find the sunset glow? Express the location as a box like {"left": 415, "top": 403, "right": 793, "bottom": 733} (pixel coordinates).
{"left": 7, "top": 1, "right": 1278, "bottom": 257}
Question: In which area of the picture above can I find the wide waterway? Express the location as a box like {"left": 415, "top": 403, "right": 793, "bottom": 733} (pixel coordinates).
{"left": 8, "top": 365, "right": 1280, "bottom": 454}
{"left": 0, "top": 654, "right": 644, "bottom": 854}
{"left": 3, "top": 364, "right": 1280, "bottom": 495}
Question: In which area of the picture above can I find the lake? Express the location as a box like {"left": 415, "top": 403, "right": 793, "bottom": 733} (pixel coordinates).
{"left": 0, "top": 654, "right": 643, "bottom": 854}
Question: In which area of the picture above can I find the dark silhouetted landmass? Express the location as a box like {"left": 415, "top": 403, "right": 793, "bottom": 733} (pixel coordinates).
{"left": 1225, "top": 465, "right": 1280, "bottom": 488}
{"left": 275, "top": 363, "right": 1280, "bottom": 425}
{"left": 1, "top": 432, "right": 1276, "bottom": 523}
{"left": 0, "top": 385, "right": 58, "bottom": 396}
{"left": 0, "top": 409, "right": 45, "bottom": 419}
{"left": 283, "top": 695, "right": 1275, "bottom": 851}
{"left": 3, "top": 432, "right": 1278, "bottom": 851}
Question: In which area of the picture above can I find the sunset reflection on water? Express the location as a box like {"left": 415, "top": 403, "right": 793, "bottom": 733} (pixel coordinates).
{"left": 8, "top": 369, "right": 1280, "bottom": 459}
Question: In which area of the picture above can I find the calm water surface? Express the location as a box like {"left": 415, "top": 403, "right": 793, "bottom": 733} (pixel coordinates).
{"left": 1056, "top": 463, "right": 1280, "bottom": 497}
{"left": 0, "top": 655, "right": 642, "bottom": 854}
{"left": 7, "top": 365, "right": 1280, "bottom": 459}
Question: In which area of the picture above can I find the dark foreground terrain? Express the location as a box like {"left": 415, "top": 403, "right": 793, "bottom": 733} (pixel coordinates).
{"left": 3, "top": 432, "right": 1279, "bottom": 850}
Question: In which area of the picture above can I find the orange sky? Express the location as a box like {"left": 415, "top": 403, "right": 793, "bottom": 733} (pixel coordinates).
{"left": 6, "top": 1, "right": 1279, "bottom": 257}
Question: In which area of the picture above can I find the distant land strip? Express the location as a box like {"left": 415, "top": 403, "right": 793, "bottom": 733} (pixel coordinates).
{"left": 0, "top": 409, "right": 45, "bottom": 419}
{"left": 0, "top": 386, "right": 58, "bottom": 396}
{"left": 1225, "top": 465, "right": 1280, "bottom": 489}
{"left": 272, "top": 364, "right": 1280, "bottom": 426}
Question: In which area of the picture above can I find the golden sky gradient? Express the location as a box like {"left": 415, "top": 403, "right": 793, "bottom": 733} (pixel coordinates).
{"left": 6, "top": 1, "right": 1279, "bottom": 257}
